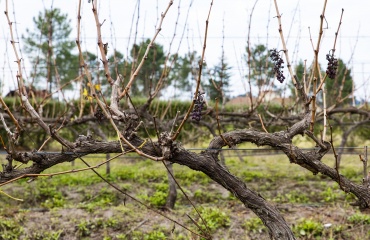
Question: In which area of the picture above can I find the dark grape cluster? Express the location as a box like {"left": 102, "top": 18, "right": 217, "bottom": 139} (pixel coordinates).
{"left": 269, "top": 49, "right": 285, "bottom": 83}
{"left": 190, "top": 92, "right": 205, "bottom": 122}
{"left": 326, "top": 53, "right": 338, "bottom": 79}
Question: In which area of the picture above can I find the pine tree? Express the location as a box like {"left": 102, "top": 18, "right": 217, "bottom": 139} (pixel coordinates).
{"left": 129, "top": 39, "right": 165, "bottom": 96}
{"left": 22, "top": 8, "right": 78, "bottom": 92}
{"left": 169, "top": 51, "right": 200, "bottom": 98}
{"left": 207, "top": 58, "right": 231, "bottom": 102}
{"left": 245, "top": 44, "right": 275, "bottom": 94}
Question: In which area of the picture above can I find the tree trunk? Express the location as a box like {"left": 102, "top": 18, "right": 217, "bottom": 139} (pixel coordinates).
{"left": 165, "top": 161, "right": 177, "bottom": 209}
{"left": 170, "top": 149, "right": 296, "bottom": 239}
{"left": 106, "top": 153, "right": 111, "bottom": 175}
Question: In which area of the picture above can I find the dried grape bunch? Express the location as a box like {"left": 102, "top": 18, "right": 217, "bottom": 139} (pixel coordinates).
{"left": 269, "top": 49, "right": 285, "bottom": 83}
{"left": 326, "top": 53, "right": 338, "bottom": 79}
{"left": 190, "top": 91, "right": 205, "bottom": 122}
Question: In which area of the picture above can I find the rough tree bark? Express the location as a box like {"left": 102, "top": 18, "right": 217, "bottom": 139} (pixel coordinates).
{"left": 165, "top": 161, "right": 177, "bottom": 209}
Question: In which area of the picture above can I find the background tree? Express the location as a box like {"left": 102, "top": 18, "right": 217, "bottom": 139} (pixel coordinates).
{"left": 22, "top": 8, "right": 78, "bottom": 92}
{"left": 169, "top": 51, "right": 199, "bottom": 99}
{"left": 291, "top": 61, "right": 307, "bottom": 97}
{"left": 109, "top": 51, "right": 126, "bottom": 81}
{"left": 206, "top": 58, "right": 231, "bottom": 103}
{"left": 246, "top": 44, "right": 275, "bottom": 95}
{"left": 129, "top": 39, "right": 166, "bottom": 96}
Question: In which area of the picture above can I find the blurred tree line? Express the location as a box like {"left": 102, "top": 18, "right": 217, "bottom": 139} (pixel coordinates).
{"left": 21, "top": 8, "right": 354, "bottom": 107}
{"left": 4, "top": 7, "right": 363, "bottom": 152}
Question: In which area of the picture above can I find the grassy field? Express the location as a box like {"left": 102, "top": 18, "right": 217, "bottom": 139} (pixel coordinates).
{"left": 0, "top": 150, "right": 369, "bottom": 239}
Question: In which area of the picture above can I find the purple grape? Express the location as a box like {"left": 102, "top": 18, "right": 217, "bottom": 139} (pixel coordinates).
{"left": 270, "top": 49, "right": 285, "bottom": 83}
{"left": 191, "top": 92, "right": 205, "bottom": 122}
{"left": 326, "top": 53, "right": 338, "bottom": 79}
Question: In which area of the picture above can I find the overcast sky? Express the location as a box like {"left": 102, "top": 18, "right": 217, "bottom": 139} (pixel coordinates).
{"left": 1, "top": 0, "right": 369, "bottom": 99}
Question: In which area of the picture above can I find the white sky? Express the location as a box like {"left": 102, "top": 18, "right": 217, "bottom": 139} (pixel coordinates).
{"left": 1, "top": 0, "right": 370, "bottom": 99}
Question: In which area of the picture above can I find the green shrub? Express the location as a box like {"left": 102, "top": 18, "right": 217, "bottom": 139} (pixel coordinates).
{"left": 148, "top": 191, "right": 167, "bottom": 207}
{"left": 243, "top": 217, "right": 266, "bottom": 233}
{"left": 273, "top": 190, "right": 309, "bottom": 204}
{"left": 76, "top": 220, "right": 92, "bottom": 237}
{"left": 144, "top": 230, "right": 166, "bottom": 240}
{"left": 242, "top": 171, "right": 264, "bottom": 182}
{"left": 41, "top": 195, "right": 66, "bottom": 209}
{"left": 175, "top": 170, "right": 210, "bottom": 186}
{"left": 348, "top": 213, "right": 370, "bottom": 225}
{"left": 193, "top": 189, "right": 219, "bottom": 203}
{"left": 79, "top": 188, "right": 120, "bottom": 212}
{"left": 0, "top": 217, "right": 24, "bottom": 240}
{"left": 196, "top": 207, "right": 230, "bottom": 233}
{"left": 321, "top": 187, "right": 340, "bottom": 202}
{"left": 293, "top": 218, "right": 323, "bottom": 237}
{"left": 29, "top": 230, "right": 64, "bottom": 240}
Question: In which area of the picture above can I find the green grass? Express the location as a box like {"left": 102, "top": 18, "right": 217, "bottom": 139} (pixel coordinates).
{"left": 0, "top": 152, "right": 369, "bottom": 239}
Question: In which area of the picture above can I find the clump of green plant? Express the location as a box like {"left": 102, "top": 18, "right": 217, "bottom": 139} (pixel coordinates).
{"left": 135, "top": 170, "right": 167, "bottom": 185}
{"left": 105, "top": 217, "right": 120, "bottom": 229}
{"left": 147, "top": 183, "right": 168, "bottom": 207}
{"left": 137, "top": 183, "right": 169, "bottom": 207}
{"left": 144, "top": 230, "right": 167, "bottom": 240}
{"left": 348, "top": 212, "right": 370, "bottom": 225}
{"left": 195, "top": 207, "right": 230, "bottom": 233}
{"left": 93, "top": 217, "right": 121, "bottom": 231}
{"left": 128, "top": 229, "right": 167, "bottom": 240}
{"left": 29, "top": 230, "right": 64, "bottom": 240}
{"left": 0, "top": 217, "right": 24, "bottom": 240}
{"left": 79, "top": 187, "right": 120, "bottom": 212}
{"left": 41, "top": 195, "right": 66, "bottom": 209}
{"left": 55, "top": 172, "right": 102, "bottom": 186}
{"left": 148, "top": 191, "right": 167, "bottom": 207}
{"left": 332, "top": 224, "right": 344, "bottom": 235}
{"left": 344, "top": 192, "right": 356, "bottom": 203}
{"left": 76, "top": 219, "right": 114, "bottom": 237}
{"left": 242, "top": 171, "right": 265, "bottom": 182}
{"left": 293, "top": 218, "right": 324, "bottom": 238}
{"left": 341, "top": 168, "right": 361, "bottom": 181}
{"left": 30, "top": 179, "right": 65, "bottom": 204}
{"left": 174, "top": 169, "right": 210, "bottom": 186}
{"left": 193, "top": 189, "right": 219, "bottom": 203}
{"left": 109, "top": 166, "right": 137, "bottom": 181}
{"left": 76, "top": 220, "right": 92, "bottom": 237}
{"left": 273, "top": 190, "right": 310, "bottom": 203}
{"left": 154, "top": 183, "right": 169, "bottom": 192}
{"left": 13, "top": 179, "right": 66, "bottom": 209}
{"left": 243, "top": 217, "right": 266, "bottom": 233}
{"left": 115, "top": 233, "right": 126, "bottom": 239}
{"left": 321, "top": 187, "right": 341, "bottom": 202}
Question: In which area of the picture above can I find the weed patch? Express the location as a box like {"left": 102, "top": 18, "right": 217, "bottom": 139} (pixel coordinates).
{"left": 348, "top": 212, "right": 370, "bottom": 225}
{"left": 243, "top": 217, "right": 266, "bottom": 233}
{"left": 0, "top": 217, "right": 24, "bottom": 240}
{"left": 79, "top": 187, "right": 121, "bottom": 212}
{"left": 193, "top": 207, "right": 230, "bottom": 233}
{"left": 293, "top": 218, "right": 324, "bottom": 238}
{"left": 273, "top": 190, "right": 310, "bottom": 204}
